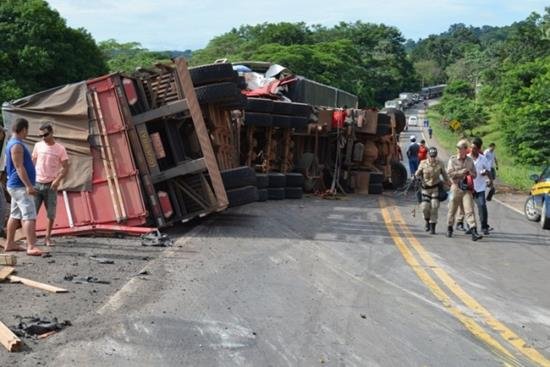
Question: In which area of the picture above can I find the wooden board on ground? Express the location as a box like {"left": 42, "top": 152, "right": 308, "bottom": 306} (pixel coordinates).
{"left": 0, "top": 321, "right": 22, "bottom": 352}
{"left": 0, "top": 254, "right": 17, "bottom": 266}
{"left": 7, "top": 275, "right": 68, "bottom": 293}
{"left": 0, "top": 266, "right": 15, "bottom": 281}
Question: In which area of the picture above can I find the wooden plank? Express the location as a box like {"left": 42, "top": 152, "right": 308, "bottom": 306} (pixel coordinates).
{"left": 0, "top": 321, "right": 22, "bottom": 352}
{"left": 0, "top": 254, "right": 16, "bottom": 266}
{"left": 8, "top": 275, "right": 68, "bottom": 293}
{"left": 0, "top": 266, "right": 15, "bottom": 281}
{"left": 174, "top": 58, "right": 228, "bottom": 210}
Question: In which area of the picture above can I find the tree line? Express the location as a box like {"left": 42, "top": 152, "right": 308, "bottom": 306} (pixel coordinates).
{"left": 1, "top": 0, "right": 548, "bottom": 167}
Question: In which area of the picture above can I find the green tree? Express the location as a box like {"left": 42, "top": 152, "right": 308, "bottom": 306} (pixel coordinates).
{"left": 99, "top": 39, "right": 170, "bottom": 73}
{"left": 0, "top": 0, "right": 107, "bottom": 104}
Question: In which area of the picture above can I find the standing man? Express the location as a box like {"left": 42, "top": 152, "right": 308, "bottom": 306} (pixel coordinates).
{"left": 32, "top": 122, "right": 69, "bottom": 246}
{"left": 415, "top": 147, "right": 451, "bottom": 234}
{"left": 484, "top": 143, "right": 498, "bottom": 180}
{"left": 3, "top": 118, "right": 42, "bottom": 256}
{"left": 446, "top": 139, "right": 482, "bottom": 241}
{"left": 428, "top": 126, "right": 433, "bottom": 139}
{"left": 469, "top": 141, "right": 492, "bottom": 235}
{"left": 418, "top": 140, "right": 428, "bottom": 162}
{"left": 406, "top": 136, "right": 420, "bottom": 178}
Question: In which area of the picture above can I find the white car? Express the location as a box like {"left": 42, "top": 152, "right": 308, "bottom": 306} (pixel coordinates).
{"left": 408, "top": 115, "right": 418, "bottom": 126}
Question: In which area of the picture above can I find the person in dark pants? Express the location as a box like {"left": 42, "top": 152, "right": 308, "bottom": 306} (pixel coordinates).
{"left": 428, "top": 126, "right": 433, "bottom": 139}
{"left": 406, "top": 136, "right": 420, "bottom": 178}
{"left": 469, "top": 141, "right": 492, "bottom": 235}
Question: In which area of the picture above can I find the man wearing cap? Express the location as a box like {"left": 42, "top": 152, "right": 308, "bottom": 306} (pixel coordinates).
{"left": 469, "top": 140, "right": 492, "bottom": 235}
{"left": 32, "top": 122, "right": 69, "bottom": 246}
{"left": 415, "top": 147, "right": 451, "bottom": 234}
{"left": 406, "top": 136, "right": 420, "bottom": 178}
{"left": 446, "top": 139, "right": 482, "bottom": 241}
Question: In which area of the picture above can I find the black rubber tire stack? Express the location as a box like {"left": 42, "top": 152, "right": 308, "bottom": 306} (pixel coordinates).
{"left": 221, "top": 166, "right": 259, "bottom": 207}
{"left": 368, "top": 172, "right": 384, "bottom": 195}
{"left": 189, "top": 63, "right": 245, "bottom": 110}
{"left": 256, "top": 173, "right": 269, "bottom": 202}
{"left": 285, "top": 173, "right": 304, "bottom": 199}
{"left": 267, "top": 173, "right": 286, "bottom": 200}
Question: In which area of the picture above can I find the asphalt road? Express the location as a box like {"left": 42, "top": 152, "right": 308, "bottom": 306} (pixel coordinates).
{"left": 13, "top": 186, "right": 549, "bottom": 366}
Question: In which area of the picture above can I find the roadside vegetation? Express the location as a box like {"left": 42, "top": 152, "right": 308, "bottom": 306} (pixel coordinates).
{"left": 0, "top": 0, "right": 547, "bottom": 190}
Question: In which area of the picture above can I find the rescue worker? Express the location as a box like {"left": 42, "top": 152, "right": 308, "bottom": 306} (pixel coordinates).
{"left": 415, "top": 147, "right": 451, "bottom": 234}
{"left": 446, "top": 139, "right": 483, "bottom": 241}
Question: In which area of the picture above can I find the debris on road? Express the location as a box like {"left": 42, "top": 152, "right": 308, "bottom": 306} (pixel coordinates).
{"left": 89, "top": 256, "right": 115, "bottom": 264}
{"left": 1, "top": 269, "right": 68, "bottom": 293}
{"left": 0, "top": 255, "right": 16, "bottom": 266}
{"left": 0, "top": 321, "right": 21, "bottom": 352}
{"left": 64, "top": 274, "right": 110, "bottom": 285}
{"left": 140, "top": 232, "right": 173, "bottom": 247}
{"left": 14, "top": 316, "right": 71, "bottom": 339}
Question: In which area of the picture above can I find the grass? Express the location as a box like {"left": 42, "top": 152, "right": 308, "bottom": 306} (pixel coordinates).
{"left": 426, "top": 109, "right": 540, "bottom": 192}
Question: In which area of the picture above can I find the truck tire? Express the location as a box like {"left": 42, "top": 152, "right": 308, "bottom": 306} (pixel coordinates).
{"left": 541, "top": 198, "right": 550, "bottom": 230}
{"left": 190, "top": 63, "right": 237, "bottom": 86}
{"left": 391, "top": 161, "right": 408, "bottom": 189}
{"left": 268, "top": 187, "right": 285, "bottom": 200}
{"left": 381, "top": 108, "right": 406, "bottom": 133}
{"left": 272, "top": 101, "right": 294, "bottom": 115}
{"left": 255, "top": 173, "right": 269, "bottom": 189}
{"left": 376, "top": 114, "right": 391, "bottom": 136}
{"left": 195, "top": 82, "right": 241, "bottom": 105}
{"left": 368, "top": 183, "right": 383, "bottom": 195}
{"left": 291, "top": 102, "right": 313, "bottom": 117}
{"left": 246, "top": 98, "right": 274, "bottom": 113}
{"left": 285, "top": 173, "right": 305, "bottom": 187}
{"left": 524, "top": 196, "right": 541, "bottom": 222}
{"left": 221, "top": 94, "right": 246, "bottom": 110}
{"left": 285, "top": 187, "right": 304, "bottom": 199}
{"left": 227, "top": 186, "right": 259, "bottom": 208}
{"left": 257, "top": 188, "right": 268, "bottom": 202}
{"left": 272, "top": 115, "right": 292, "bottom": 128}
{"left": 244, "top": 113, "right": 273, "bottom": 127}
{"left": 268, "top": 173, "right": 286, "bottom": 188}
{"left": 289, "top": 116, "right": 309, "bottom": 129}
{"left": 369, "top": 172, "right": 384, "bottom": 185}
{"left": 221, "top": 166, "right": 257, "bottom": 190}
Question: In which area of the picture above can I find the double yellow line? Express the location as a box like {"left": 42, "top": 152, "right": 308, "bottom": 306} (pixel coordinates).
{"left": 379, "top": 196, "right": 550, "bottom": 367}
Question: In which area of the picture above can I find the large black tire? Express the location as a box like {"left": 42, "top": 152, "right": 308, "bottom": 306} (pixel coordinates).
{"left": 272, "top": 115, "right": 292, "bottom": 128}
{"left": 286, "top": 173, "right": 305, "bottom": 187}
{"left": 369, "top": 172, "right": 384, "bottom": 185}
{"left": 226, "top": 186, "right": 259, "bottom": 208}
{"left": 381, "top": 108, "right": 406, "bottom": 133}
{"left": 291, "top": 102, "right": 313, "bottom": 117}
{"left": 221, "top": 166, "right": 257, "bottom": 190}
{"left": 268, "top": 187, "right": 285, "bottom": 200}
{"left": 289, "top": 116, "right": 309, "bottom": 129}
{"left": 391, "top": 161, "right": 408, "bottom": 189}
{"left": 376, "top": 113, "right": 391, "bottom": 136}
{"left": 195, "top": 82, "right": 241, "bottom": 105}
{"left": 285, "top": 187, "right": 303, "bottom": 199}
{"left": 268, "top": 173, "right": 286, "bottom": 188}
{"left": 541, "top": 198, "right": 550, "bottom": 230}
{"left": 221, "top": 94, "right": 246, "bottom": 110}
{"left": 272, "top": 101, "right": 294, "bottom": 115}
{"left": 368, "top": 183, "right": 383, "bottom": 195}
{"left": 524, "top": 196, "right": 541, "bottom": 222}
{"left": 245, "top": 98, "right": 274, "bottom": 113}
{"left": 255, "top": 173, "right": 269, "bottom": 189}
{"left": 244, "top": 112, "right": 273, "bottom": 127}
{"left": 257, "top": 188, "right": 268, "bottom": 202}
{"left": 190, "top": 63, "right": 237, "bottom": 86}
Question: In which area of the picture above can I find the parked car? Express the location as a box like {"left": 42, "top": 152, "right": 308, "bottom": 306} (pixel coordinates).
{"left": 524, "top": 166, "right": 550, "bottom": 229}
{"left": 408, "top": 115, "right": 418, "bottom": 126}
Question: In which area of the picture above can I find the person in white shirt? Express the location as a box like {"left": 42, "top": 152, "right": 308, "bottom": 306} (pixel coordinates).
{"left": 469, "top": 141, "right": 492, "bottom": 235}
{"left": 483, "top": 143, "right": 498, "bottom": 180}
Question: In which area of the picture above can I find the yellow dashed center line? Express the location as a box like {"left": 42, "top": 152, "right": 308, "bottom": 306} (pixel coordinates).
{"left": 379, "top": 197, "right": 521, "bottom": 366}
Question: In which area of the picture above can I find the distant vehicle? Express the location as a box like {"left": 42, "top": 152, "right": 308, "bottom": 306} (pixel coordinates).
{"left": 399, "top": 92, "right": 415, "bottom": 108}
{"left": 384, "top": 99, "right": 404, "bottom": 111}
{"left": 524, "top": 166, "right": 550, "bottom": 230}
{"left": 420, "top": 84, "right": 446, "bottom": 100}
{"left": 408, "top": 115, "right": 418, "bottom": 126}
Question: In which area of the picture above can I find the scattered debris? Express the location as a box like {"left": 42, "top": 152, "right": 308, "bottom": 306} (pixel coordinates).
{"left": 0, "top": 266, "right": 15, "bottom": 281}
{"left": 14, "top": 316, "right": 71, "bottom": 339}
{"left": 360, "top": 314, "right": 367, "bottom": 319}
{"left": 137, "top": 270, "right": 149, "bottom": 276}
{"left": 3, "top": 273, "right": 68, "bottom": 293}
{"left": 41, "top": 252, "right": 52, "bottom": 258}
{"left": 89, "top": 256, "right": 115, "bottom": 264}
{"left": 64, "top": 274, "right": 110, "bottom": 284}
{"left": 0, "top": 320, "right": 21, "bottom": 352}
{"left": 140, "top": 231, "right": 173, "bottom": 247}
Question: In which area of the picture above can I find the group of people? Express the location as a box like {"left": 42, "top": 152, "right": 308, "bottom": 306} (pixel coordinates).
{"left": 410, "top": 134, "right": 499, "bottom": 241}
{"left": 2, "top": 118, "right": 68, "bottom": 256}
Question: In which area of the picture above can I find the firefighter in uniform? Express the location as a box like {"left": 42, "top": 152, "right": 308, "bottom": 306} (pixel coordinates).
{"left": 446, "top": 139, "right": 483, "bottom": 241}
{"left": 415, "top": 147, "right": 451, "bottom": 234}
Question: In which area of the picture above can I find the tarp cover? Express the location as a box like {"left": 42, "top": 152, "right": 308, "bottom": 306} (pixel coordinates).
{"left": 1, "top": 82, "right": 92, "bottom": 191}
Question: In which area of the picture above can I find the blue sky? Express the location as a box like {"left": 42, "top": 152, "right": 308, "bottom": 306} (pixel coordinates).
{"left": 46, "top": 0, "right": 548, "bottom": 51}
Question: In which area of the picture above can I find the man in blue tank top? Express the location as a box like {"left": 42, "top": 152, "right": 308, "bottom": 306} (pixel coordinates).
{"left": 3, "top": 118, "right": 42, "bottom": 256}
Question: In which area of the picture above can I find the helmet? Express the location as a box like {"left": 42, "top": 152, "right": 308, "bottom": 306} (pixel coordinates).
{"left": 410, "top": 135, "right": 416, "bottom": 142}
{"left": 428, "top": 147, "right": 438, "bottom": 157}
